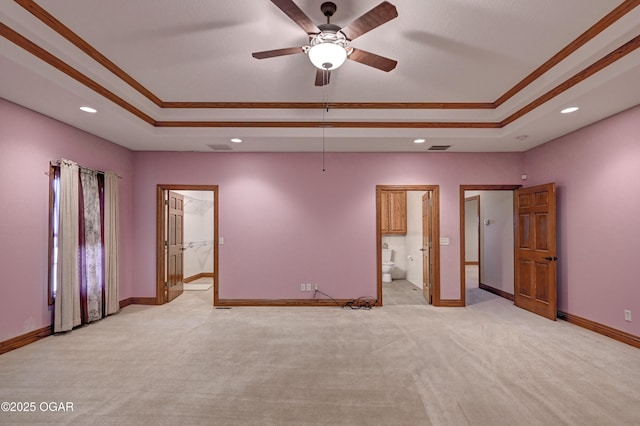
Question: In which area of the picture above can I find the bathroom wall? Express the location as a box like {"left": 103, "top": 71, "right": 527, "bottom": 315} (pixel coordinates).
{"left": 405, "top": 191, "right": 426, "bottom": 287}
{"left": 0, "top": 98, "right": 134, "bottom": 342}
{"left": 523, "top": 104, "right": 640, "bottom": 337}
{"left": 175, "top": 190, "right": 214, "bottom": 279}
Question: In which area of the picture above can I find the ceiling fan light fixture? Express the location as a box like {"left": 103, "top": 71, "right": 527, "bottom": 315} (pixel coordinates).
{"left": 307, "top": 42, "right": 347, "bottom": 70}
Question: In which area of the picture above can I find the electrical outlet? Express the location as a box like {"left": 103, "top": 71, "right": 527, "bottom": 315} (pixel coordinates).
{"left": 300, "top": 283, "right": 305, "bottom": 292}
{"left": 306, "top": 283, "right": 312, "bottom": 292}
{"left": 624, "top": 310, "right": 632, "bottom": 322}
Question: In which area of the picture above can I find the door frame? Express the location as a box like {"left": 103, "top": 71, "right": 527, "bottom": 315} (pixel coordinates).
{"left": 459, "top": 185, "right": 521, "bottom": 306}
{"left": 422, "top": 192, "right": 433, "bottom": 304}
{"left": 156, "top": 184, "right": 219, "bottom": 305}
{"left": 376, "top": 185, "right": 440, "bottom": 306}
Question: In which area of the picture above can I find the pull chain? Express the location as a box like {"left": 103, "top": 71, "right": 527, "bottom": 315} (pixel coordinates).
{"left": 321, "top": 69, "right": 329, "bottom": 172}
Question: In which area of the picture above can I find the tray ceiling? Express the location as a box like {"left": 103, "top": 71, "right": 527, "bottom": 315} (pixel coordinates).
{"left": 1, "top": 0, "right": 639, "bottom": 152}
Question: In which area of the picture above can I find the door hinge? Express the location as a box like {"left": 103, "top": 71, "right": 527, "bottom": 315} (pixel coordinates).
{"left": 165, "top": 199, "right": 169, "bottom": 205}
{"left": 164, "top": 281, "right": 168, "bottom": 288}
{"left": 164, "top": 240, "right": 168, "bottom": 247}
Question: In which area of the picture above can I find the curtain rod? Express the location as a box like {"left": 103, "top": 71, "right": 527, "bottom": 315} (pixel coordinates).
{"left": 47, "top": 159, "right": 122, "bottom": 179}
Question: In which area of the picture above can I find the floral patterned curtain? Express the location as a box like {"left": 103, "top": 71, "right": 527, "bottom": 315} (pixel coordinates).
{"left": 79, "top": 169, "right": 104, "bottom": 323}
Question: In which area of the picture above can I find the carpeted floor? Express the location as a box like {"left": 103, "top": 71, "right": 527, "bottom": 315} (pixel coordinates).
{"left": 1, "top": 287, "right": 639, "bottom": 425}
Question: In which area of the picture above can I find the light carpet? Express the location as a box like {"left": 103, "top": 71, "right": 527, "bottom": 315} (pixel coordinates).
{"left": 0, "top": 288, "right": 639, "bottom": 425}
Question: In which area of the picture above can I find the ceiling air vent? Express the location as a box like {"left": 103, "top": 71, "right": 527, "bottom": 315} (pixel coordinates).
{"left": 428, "top": 145, "right": 451, "bottom": 151}
{"left": 207, "top": 144, "right": 233, "bottom": 151}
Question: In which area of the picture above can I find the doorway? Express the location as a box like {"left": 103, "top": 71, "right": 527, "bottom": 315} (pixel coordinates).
{"left": 459, "top": 185, "right": 520, "bottom": 306}
{"left": 156, "top": 185, "right": 218, "bottom": 306}
{"left": 376, "top": 185, "right": 440, "bottom": 306}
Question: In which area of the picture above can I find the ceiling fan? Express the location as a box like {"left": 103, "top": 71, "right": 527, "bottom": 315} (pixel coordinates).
{"left": 252, "top": 0, "right": 398, "bottom": 86}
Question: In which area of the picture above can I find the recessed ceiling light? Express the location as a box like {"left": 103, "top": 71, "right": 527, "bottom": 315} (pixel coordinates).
{"left": 230, "top": 138, "right": 242, "bottom": 143}
{"left": 413, "top": 138, "right": 426, "bottom": 144}
{"left": 561, "top": 106, "right": 579, "bottom": 114}
{"left": 80, "top": 106, "right": 97, "bottom": 113}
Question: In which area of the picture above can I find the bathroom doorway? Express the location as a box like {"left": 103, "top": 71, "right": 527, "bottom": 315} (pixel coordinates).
{"left": 156, "top": 185, "right": 218, "bottom": 306}
{"left": 376, "top": 185, "right": 440, "bottom": 306}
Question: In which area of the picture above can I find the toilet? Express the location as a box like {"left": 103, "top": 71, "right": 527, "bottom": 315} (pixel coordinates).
{"left": 382, "top": 248, "right": 394, "bottom": 283}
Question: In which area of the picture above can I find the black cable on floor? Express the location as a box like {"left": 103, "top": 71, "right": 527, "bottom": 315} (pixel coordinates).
{"left": 343, "top": 296, "right": 377, "bottom": 310}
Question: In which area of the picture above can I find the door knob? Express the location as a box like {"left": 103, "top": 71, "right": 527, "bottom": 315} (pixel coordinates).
{"left": 419, "top": 248, "right": 426, "bottom": 252}
{"left": 543, "top": 256, "right": 558, "bottom": 261}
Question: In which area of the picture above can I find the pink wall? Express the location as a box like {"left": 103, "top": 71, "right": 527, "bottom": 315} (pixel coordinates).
{"left": 524, "top": 105, "right": 640, "bottom": 336}
{"left": 3, "top": 92, "right": 638, "bottom": 344}
{"left": 132, "top": 151, "right": 523, "bottom": 302}
{"left": 0, "top": 99, "right": 134, "bottom": 342}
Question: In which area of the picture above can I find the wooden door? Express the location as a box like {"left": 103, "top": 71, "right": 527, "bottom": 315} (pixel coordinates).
{"left": 167, "top": 191, "right": 184, "bottom": 302}
{"left": 514, "top": 183, "right": 557, "bottom": 320}
{"left": 422, "top": 192, "right": 433, "bottom": 304}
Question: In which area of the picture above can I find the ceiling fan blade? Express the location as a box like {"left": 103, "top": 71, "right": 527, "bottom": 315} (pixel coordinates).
{"left": 315, "top": 69, "right": 331, "bottom": 86}
{"left": 340, "top": 1, "right": 398, "bottom": 41}
{"left": 252, "top": 47, "right": 303, "bottom": 59}
{"left": 348, "top": 48, "right": 397, "bottom": 72}
{"left": 271, "top": 0, "right": 319, "bottom": 34}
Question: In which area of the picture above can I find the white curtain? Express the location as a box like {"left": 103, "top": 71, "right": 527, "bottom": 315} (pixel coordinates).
{"left": 54, "top": 160, "right": 81, "bottom": 333}
{"left": 104, "top": 172, "right": 120, "bottom": 315}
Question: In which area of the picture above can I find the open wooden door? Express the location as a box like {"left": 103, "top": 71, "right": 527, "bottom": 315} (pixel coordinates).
{"left": 166, "top": 191, "right": 184, "bottom": 302}
{"left": 514, "top": 183, "right": 557, "bottom": 320}
{"left": 422, "top": 192, "right": 433, "bottom": 304}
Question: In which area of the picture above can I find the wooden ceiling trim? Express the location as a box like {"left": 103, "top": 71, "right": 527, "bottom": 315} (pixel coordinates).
{"left": 494, "top": 0, "right": 640, "bottom": 108}
{"left": 15, "top": 0, "right": 637, "bottom": 111}
{"left": 14, "top": 0, "right": 163, "bottom": 106}
{"left": 501, "top": 34, "right": 640, "bottom": 127}
{"left": 159, "top": 101, "right": 495, "bottom": 109}
{"left": 3, "top": 12, "right": 637, "bottom": 132}
{"left": 0, "top": 21, "right": 155, "bottom": 125}
{"left": 154, "top": 121, "right": 501, "bottom": 129}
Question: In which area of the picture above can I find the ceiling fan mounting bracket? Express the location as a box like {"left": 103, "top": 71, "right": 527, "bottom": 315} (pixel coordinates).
{"left": 320, "top": 2, "right": 337, "bottom": 19}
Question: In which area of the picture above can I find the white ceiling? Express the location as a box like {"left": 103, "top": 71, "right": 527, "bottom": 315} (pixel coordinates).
{"left": 1, "top": 0, "right": 639, "bottom": 152}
